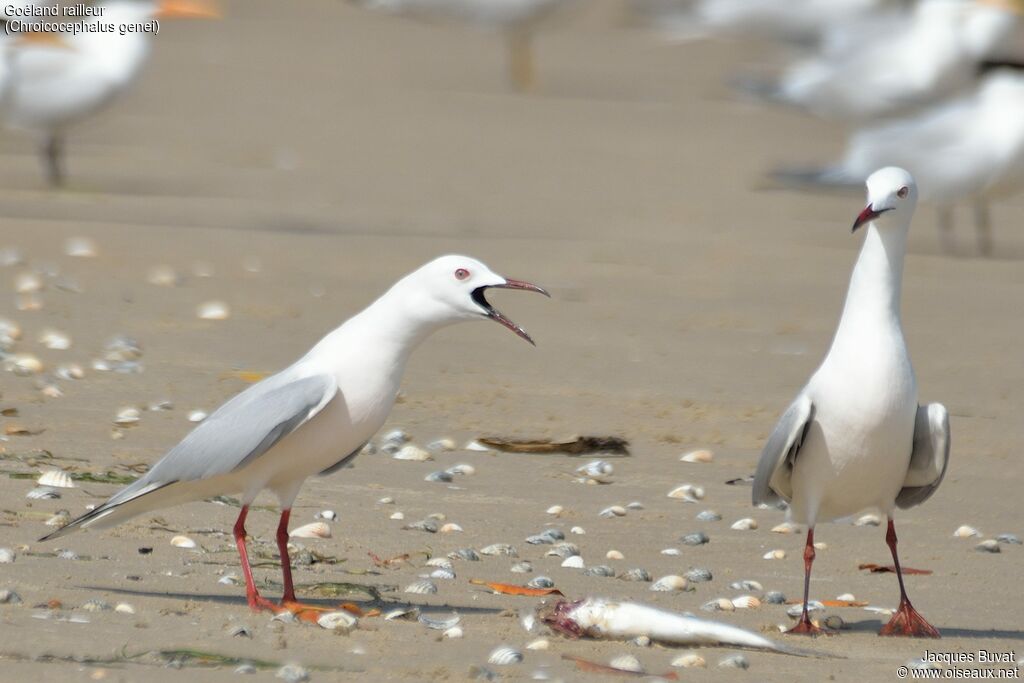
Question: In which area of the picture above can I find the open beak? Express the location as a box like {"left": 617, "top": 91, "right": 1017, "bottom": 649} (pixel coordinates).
{"left": 471, "top": 279, "right": 549, "bottom": 346}
{"left": 157, "top": 0, "right": 222, "bottom": 19}
{"left": 851, "top": 204, "right": 891, "bottom": 233}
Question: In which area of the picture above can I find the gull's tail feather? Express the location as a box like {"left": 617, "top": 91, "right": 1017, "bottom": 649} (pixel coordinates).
{"left": 39, "top": 480, "right": 177, "bottom": 542}
{"left": 767, "top": 164, "right": 861, "bottom": 190}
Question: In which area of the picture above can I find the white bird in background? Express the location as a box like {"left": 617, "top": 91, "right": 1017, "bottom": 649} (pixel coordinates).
{"left": 1, "top": 0, "right": 219, "bottom": 187}
{"left": 754, "top": 167, "right": 949, "bottom": 639}
{"left": 350, "top": 0, "right": 573, "bottom": 91}
{"left": 42, "top": 256, "right": 548, "bottom": 615}
{"left": 755, "top": 0, "right": 1022, "bottom": 124}
{"left": 772, "top": 70, "right": 1024, "bottom": 256}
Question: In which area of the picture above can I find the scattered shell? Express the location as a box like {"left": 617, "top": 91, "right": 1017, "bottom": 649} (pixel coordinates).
{"left": 681, "top": 532, "right": 709, "bottom": 546}
{"left": 667, "top": 484, "right": 705, "bottom": 502}
{"left": 275, "top": 663, "right": 310, "bottom": 683}
{"left": 54, "top": 364, "right": 84, "bottom": 380}
{"left": 14, "top": 271, "right": 43, "bottom": 294}
{"left": 672, "top": 652, "right": 706, "bottom": 668}
{"left": 196, "top": 300, "right": 231, "bottom": 320}
{"left": 405, "top": 518, "right": 438, "bottom": 533}
{"left": 684, "top": 567, "right": 713, "bottom": 583}
{"left": 45, "top": 511, "right": 70, "bottom": 527}
{"left": 114, "top": 407, "right": 141, "bottom": 426}
{"left": 443, "top": 626, "right": 464, "bottom": 639}
{"left": 605, "top": 550, "right": 624, "bottom": 561}
{"left": 64, "top": 237, "right": 98, "bottom": 258}
{"left": 546, "top": 505, "right": 564, "bottom": 516}
{"left": 271, "top": 610, "right": 298, "bottom": 624}
{"left": 660, "top": 548, "right": 681, "bottom": 556}
{"left": 290, "top": 522, "right": 331, "bottom": 539}
{"left": 26, "top": 487, "right": 60, "bottom": 500}
{"left": 997, "top": 533, "right": 1022, "bottom": 545}
{"left": 384, "top": 607, "right": 420, "bottom": 621}
{"left": 731, "top": 595, "right": 762, "bottom": 609}
{"left": 701, "top": 598, "right": 735, "bottom": 612}
{"left": 953, "top": 525, "right": 981, "bottom": 538}
{"left": 463, "top": 440, "right": 491, "bottom": 452}
{"left": 37, "top": 470, "right": 75, "bottom": 489}
{"left": 188, "top": 410, "right": 208, "bottom": 423}
{"left": 417, "top": 613, "right": 459, "bottom": 630}
{"left": 525, "top": 638, "right": 549, "bottom": 651}
{"left": 57, "top": 549, "right": 79, "bottom": 560}
{"left": 609, "top": 654, "right": 644, "bottom": 674}
{"left": 393, "top": 445, "right": 432, "bottom": 462}
{"left": 836, "top": 592, "right": 857, "bottom": 602}
{"left": 0, "top": 589, "right": 23, "bottom": 604}
{"left": 218, "top": 574, "right": 240, "bottom": 585}
{"left": 114, "top": 603, "right": 135, "bottom": 615}
{"left": 976, "top": 539, "right": 1001, "bottom": 553}
{"left": 404, "top": 579, "right": 438, "bottom": 595}
{"left": 765, "top": 591, "right": 787, "bottom": 604}
{"left": 823, "top": 614, "right": 845, "bottom": 630}
{"left": 576, "top": 460, "right": 614, "bottom": 483}
{"left": 425, "top": 470, "right": 453, "bottom": 483}
{"left": 584, "top": 565, "right": 616, "bottom": 577}
{"left": 618, "top": 567, "right": 651, "bottom": 582}
{"left": 317, "top": 611, "right": 357, "bottom": 632}
{"left": 448, "top": 548, "right": 480, "bottom": 562}
{"left": 439, "top": 523, "right": 463, "bottom": 534}
{"left": 772, "top": 522, "right": 799, "bottom": 534}
{"left": 680, "top": 449, "right": 713, "bottom": 463}
{"left": 0, "top": 548, "right": 15, "bottom": 564}
{"left": 427, "top": 438, "right": 455, "bottom": 452}
{"left": 378, "top": 496, "right": 395, "bottom": 505}
{"left": 854, "top": 513, "right": 882, "bottom": 527}
{"left": 696, "top": 510, "right": 722, "bottom": 522}
{"left": 426, "top": 557, "right": 453, "bottom": 570}
{"left": 527, "top": 576, "right": 555, "bottom": 589}
{"left": 38, "top": 328, "right": 71, "bottom": 350}
{"left": 390, "top": 512, "right": 405, "bottom": 521}
{"left": 561, "top": 555, "right": 585, "bottom": 569}
{"left": 626, "top": 501, "right": 644, "bottom": 511}
{"left": 146, "top": 265, "right": 181, "bottom": 287}
{"left": 81, "top": 599, "right": 111, "bottom": 612}
{"left": 5, "top": 353, "right": 43, "bottom": 376}
{"left": 650, "top": 575, "right": 690, "bottom": 592}
{"left": 488, "top": 646, "right": 524, "bottom": 666}
{"left": 570, "top": 526, "right": 586, "bottom": 535}
{"left": 480, "top": 543, "right": 517, "bottom": 557}
{"left": 510, "top": 561, "right": 533, "bottom": 574}
{"left": 521, "top": 613, "right": 536, "bottom": 632}
{"left": 763, "top": 549, "right": 786, "bottom": 560}
{"left": 786, "top": 601, "right": 824, "bottom": 618}
{"left": 599, "top": 505, "right": 627, "bottom": 518}
{"left": 545, "top": 542, "right": 579, "bottom": 558}
{"left": 446, "top": 463, "right": 476, "bottom": 476}
{"left": 730, "top": 518, "right": 758, "bottom": 531}
{"left": 718, "top": 654, "right": 749, "bottom": 670}
{"left": 170, "top": 535, "right": 197, "bottom": 549}
{"left": 316, "top": 510, "right": 338, "bottom": 521}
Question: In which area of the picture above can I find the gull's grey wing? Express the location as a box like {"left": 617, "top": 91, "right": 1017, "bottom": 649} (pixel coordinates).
{"left": 896, "top": 403, "right": 950, "bottom": 510}
{"left": 752, "top": 394, "right": 814, "bottom": 507}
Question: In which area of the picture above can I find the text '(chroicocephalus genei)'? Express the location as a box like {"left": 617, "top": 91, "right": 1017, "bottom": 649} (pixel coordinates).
{"left": 754, "top": 167, "right": 949, "bottom": 638}
{"left": 41, "top": 255, "right": 548, "bottom": 615}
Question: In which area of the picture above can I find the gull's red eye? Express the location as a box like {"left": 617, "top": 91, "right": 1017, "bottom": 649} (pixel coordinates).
{"left": 897, "top": 186, "right": 909, "bottom": 199}
{"left": 454, "top": 268, "right": 470, "bottom": 280}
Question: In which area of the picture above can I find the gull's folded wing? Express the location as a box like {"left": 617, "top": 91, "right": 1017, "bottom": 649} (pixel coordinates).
{"left": 896, "top": 403, "right": 950, "bottom": 510}
{"left": 753, "top": 394, "right": 814, "bottom": 507}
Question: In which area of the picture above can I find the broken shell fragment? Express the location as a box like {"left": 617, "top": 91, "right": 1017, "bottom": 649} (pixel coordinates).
{"left": 443, "top": 626, "right": 463, "bottom": 639}
{"left": 701, "top": 598, "right": 735, "bottom": 612}
{"left": 146, "top": 265, "right": 181, "bottom": 287}
{"left": 290, "top": 522, "right": 331, "bottom": 539}
{"left": 975, "top": 539, "right": 1001, "bottom": 553}
{"left": 650, "top": 575, "right": 690, "bottom": 592}
{"left": 426, "top": 438, "right": 455, "bottom": 452}
{"left": 114, "top": 407, "right": 141, "bottom": 426}
{"left": 763, "top": 549, "right": 786, "bottom": 560}
{"left": 196, "top": 300, "right": 231, "bottom": 320}
{"left": 393, "top": 445, "right": 432, "bottom": 462}
{"left": 463, "top": 440, "right": 491, "bottom": 452}
{"left": 997, "top": 534, "right": 1022, "bottom": 545}
{"left": 718, "top": 654, "right": 750, "bottom": 670}
{"left": 0, "top": 548, "right": 15, "bottom": 564}
{"left": 170, "top": 535, "right": 197, "bottom": 549}
{"left": 696, "top": 510, "right": 721, "bottom": 522}
{"left": 527, "top": 576, "right": 555, "bottom": 589}
{"left": 730, "top": 518, "right": 758, "bottom": 531}
{"left": 672, "top": 652, "right": 706, "bottom": 668}
{"left": 584, "top": 565, "right": 615, "bottom": 577}
{"left": 404, "top": 579, "right": 438, "bottom": 595}
{"left": 317, "top": 611, "right": 357, "bottom": 632}
{"left": 480, "top": 543, "right": 517, "bottom": 557}
{"left": 546, "top": 505, "right": 564, "bottom": 516}
{"left": 765, "top": 591, "right": 786, "bottom": 604}
{"left": 510, "top": 561, "right": 533, "bottom": 574}
{"left": 525, "top": 638, "right": 549, "bottom": 651}
{"left": 37, "top": 470, "right": 75, "bottom": 489}
{"left": 854, "top": 513, "right": 882, "bottom": 527}
{"left": 772, "top": 522, "right": 799, "bottom": 534}
{"left": 599, "top": 505, "right": 627, "bottom": 518}
{"left": 729, "top": 580, "right": 763, "bottom": 592}
{"left": 425, "top": 470, "right": 453, "bottom": 483}
{"left": 681, "top": 532, "right": 709, "bottom": 546}
{"left": 316, "top": 510, "right": 337, "bottom": 521}
{"left": 439, "top": 523, "right": 463, "bottom": 534}
{"left": 445, "top": 463, "right": 475, "bottom": 476}
{"left": 684, "top": 567, "right": 713, "bottom": 583}
{"left": 576, "top": 460, "right": 614, "bottom": 483}
{"left": 5, "top": 353, "right": 43, "bottom": 376}
{"left": 609, "top": 654, "right": 643, "bottom": 673}
{"left": 487, "top": 646, "right": 523, "bottom": 666}
{"left": 667, "top": 484, "right": 705, "bottom": 502}
{"left": 27, "top": 487, "right": 60, "bottom": 500}
{"left": 680, "top": 449, "right": 713, "bottom": 463}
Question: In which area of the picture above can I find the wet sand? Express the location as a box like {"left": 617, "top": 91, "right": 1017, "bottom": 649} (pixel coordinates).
{"left": 1, "top": 1, "right": 1023, "bottom": 680}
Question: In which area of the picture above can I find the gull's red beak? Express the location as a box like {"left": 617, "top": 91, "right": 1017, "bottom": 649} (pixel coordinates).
{"left": 852, "top": 204, "right": 890, "bottom": 233}
{"left": 471, "top": 279, "right": 549, "bottom": 346}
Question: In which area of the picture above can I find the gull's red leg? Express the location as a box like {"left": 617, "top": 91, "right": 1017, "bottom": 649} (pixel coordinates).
{"left": 879, "top": 519, "right": 941, "bottom": 638}
{"left": 276, "top": 509, "right": 296, "bottom": 603}
{"left": 787, "top": 527, "right": 828, "bottom": 636}
{"left": 233, "top": 505, "right": 278, "bottom": 612}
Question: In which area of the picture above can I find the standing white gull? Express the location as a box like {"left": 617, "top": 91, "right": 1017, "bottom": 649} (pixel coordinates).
{"left": 754, "top": 168, "right": 949, "bottom": 638}
{"left": 41, "top": 255, "right": 548, "bottom": 614}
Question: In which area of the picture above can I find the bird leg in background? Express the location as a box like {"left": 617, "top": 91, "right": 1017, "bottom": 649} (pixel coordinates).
{"left": 507, "top": 29, "right": 535, "bottom": 92}
{"left": 937, "top": 207, "right": 955, "bottom": 255}
{"left": 42, "top": 133, "right": 64, "bottom": 187}
{"left": 879, "top": 520, "right": 941, "bottom": 638}
{"left": 787, "top": 527, "right": 828, "bottom": 636}
{"left": 232, "top": 505, "right": 280, "bottom": 612}
{"left": 974, "top": 200, "right": 993, "bottom": 257}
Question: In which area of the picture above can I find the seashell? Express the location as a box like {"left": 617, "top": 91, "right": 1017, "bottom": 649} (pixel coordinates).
{"left": 426, "top": 438, "right": 455, "bottom": 452}
{"left": 425, "top": 470, "right": 453, "bottom": 483}
{"left": 27, "top": 487, "right": 60, "bottom": 500}
{"left": 390, "top": 512, "right": 405, "bottom": 520}
{"left": 5, "top": 353, "right": 43, "bottom": 375}
{"left": 317, "top": 611, "right": 357, "bottom": 632}
{"left": 527, "top": 576, "right": 555, "bottom": 589}
{"left": 540, "top": 529, "right": 564, "bottom": 541}
{"left": 718, "top": 654, "right": 749, "bottom": 669}
{"left": 37, "top": 470, "right": 75, "bottom": 489}
{"left": 764, "top": 591, "right": 786, "bottom": 604}
{"left": 439, "top": 523, "right": 463, "bottom": 534}
{"left": 584, "top": 565, "right": 615, "bottom": 577}
{"left": 414, "top": 612, "right": 459, "bottom": 631}
{"left": 525, "top": 638, "right": 549, "bottom": 651}
{"left": 609, "top": 654, "right": 643, "bottom": 673}
{"left": 0, "top": 589, "right": 23, "bottom": 604}
{"left": 650, "top": 575, "right": 690, "bottom": 592}
{"left": 196, "top": 300, "right": 231, "bottom": 320}
{"left": 570, "top": 526, "right": 586, "bottom": 535}
{"left": 681, "top": 532, "right": 709, "bottom": 546}
{"left": 443, "top": 626, "right": 463, "bottom": 639}
{"left": 45, "top": 511, "right": 70, "bottom": 527}
{"left": 763, "top": 549, "right": 786, "bottom": 560}
{"left": 188, "top": 410, "right": 208, "bottom": 423}
{"left": 626, "top": 501, "right": 644, "bottom": 511}
{"left": 599, "top": 505, "right": 627, "bottom": 518}
{"left": 672, "top": 652, "right": 706, "bottom": 668}
{"left": 218, "top": 574, "right": 240, "bottom": 585}
{"left": 448, "top": 548, "right": 480, "bottom": 562}
{"left": 696, "top": 509, "right": 722, "bottom": 522}
{"left": 561, "top": 555, "right": 585, "bottom": 569}
{"left": 729, "top": 580, "right": 763, "bottom": 592}
{"left": 786, "top": 601, "right": 824, "bottom": 618}
{"left": 0, "top": 548, "right": 14, "bottom": 564}
{"left": 606, "top": 550, "right": 624, "bottom": 560}
{"left": 976, "top": 539, "right": 1001, "bottom": 553}
{"left": 618, "top": 567, "right": 651, "bottom": 582}
{"left": 701, "top": 598, "right": 735, "bottom": 612}
{"left": 114, "top": 407, "right": 141, "bottom": 426}
{"left": 115, "top": 603, "right": 135, "bottom": 614}
{"left": 732, "top": 595, "right": 761, "bottom": 609}
{"left": 953, "top": 525, "right": 981, "bottom": 539}
{"left": 836, "top": 593, "right": 857, "bottom": 602}
{"left": 64, "top": 237, "right": 98, "bottom": 258}
{"left": 39, "top": 383, "right": 63, "bottom": 399}
{"left": 997, "top": 533, "right": 1022, "bottom": 545}
{"left": 546, "top": 505, "right": 564, "bottom": 516}
{"left": 488, "top": 646, "right": 523, "bottom": 666}
{"left": 680, "top": 449, "right": 713, "bottom": 463}
{"left": 685, "top": 567, "right": 713, "bottom": 583}
{"left": 290, "top": 522, "right": 331, "bottom": 539}
{"left": 271, "top": 610, "right": 298, "bottom": 623}
{"left": 170, "top": 535, "right": 197, "bottom": 549}
{"left": 228, "top": 625, "right": 252, "bottom": 638}
{"left": 146, "top": 265, "right": 181, "bottom": 287}
{"left": 526, "top": 534, "right": 555, "bottom": 545}
{"left": 814, "top": 541, "right": 828, "bottom": 550}
{"left": 81, "top": 599, "right": 111, "bottom": 612}
{"left": 393, "top": 445, "right": 432, "bottom": 462}
{"left": 510, "top": 561, "right": 533, "bottom": 573}
{"left": 384, "top": 607, "right": 420, "bottom": 621}
{"left": 405, "top": 518, "right": 438, "bottom": 533}
{"left": 39, "top": 328, "right": 71, "bottom": 350}
{"left": 463, "top": 440, "right": 491, "bottom": 452}
{"left": 425, "top": 558, "right": 453, "bottom": 570}
{"left": 854, "top": 513, "right": 882, "bottom": 527}
{"left": 545, "top": 542, "right": 579, "bottom": 558}
{"left": 730, "top": 517, "right": 758, "bottom": 531}
{"left": 316, "top": 510, "right": 338, "bottom": 521}
{"left": 276, "top": 663, "right": 309, "bottom": 683}
{"left": 576, "top": 460, "right": 613, "bottom": 483}
{"left": 772, "top": 522, "right": 799, "bottom": 534}
{"left": 823, "top": 614, "right": 845, "bottom": 630}
{"left": 480, "top": 543, "right": 518, "bottom": 557}
{"left": 521, "top": 613, "right": 536, "bottom": 632}
{"left": 446, "top": 463, "right": 475, "bottom": 476}
{"left": 660, "top": 548, "right": 681, "bottom": 556}
{"left": 404, "top": 579, "right": 438, "bottom": 595}
{"left": 14, "top": 271, "right": 43, "bottom": 294}
{"left": 667, "top": 484, "right": 704, "bottom": 502}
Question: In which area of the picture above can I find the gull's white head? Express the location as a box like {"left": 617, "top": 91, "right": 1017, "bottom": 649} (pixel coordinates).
{"left": 397, "top": 255, "right": 549, "bottom": 345}
{"left": 851, "top": 167, "right": 918, "bottom": 233}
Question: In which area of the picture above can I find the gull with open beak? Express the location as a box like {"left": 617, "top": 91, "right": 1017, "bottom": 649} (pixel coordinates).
{"left": 42, "top": 255, "right": 548, "bottom": 615}
{"left": 754, "top": 167, "right": 949, "bottom": 638}
{"left": 2, "top": 0, "right": 219, "bottom": 186}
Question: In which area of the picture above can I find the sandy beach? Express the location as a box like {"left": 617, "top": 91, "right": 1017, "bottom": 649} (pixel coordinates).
{"left": 1, "top": 1, "right": 1023, "bottom": 680}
